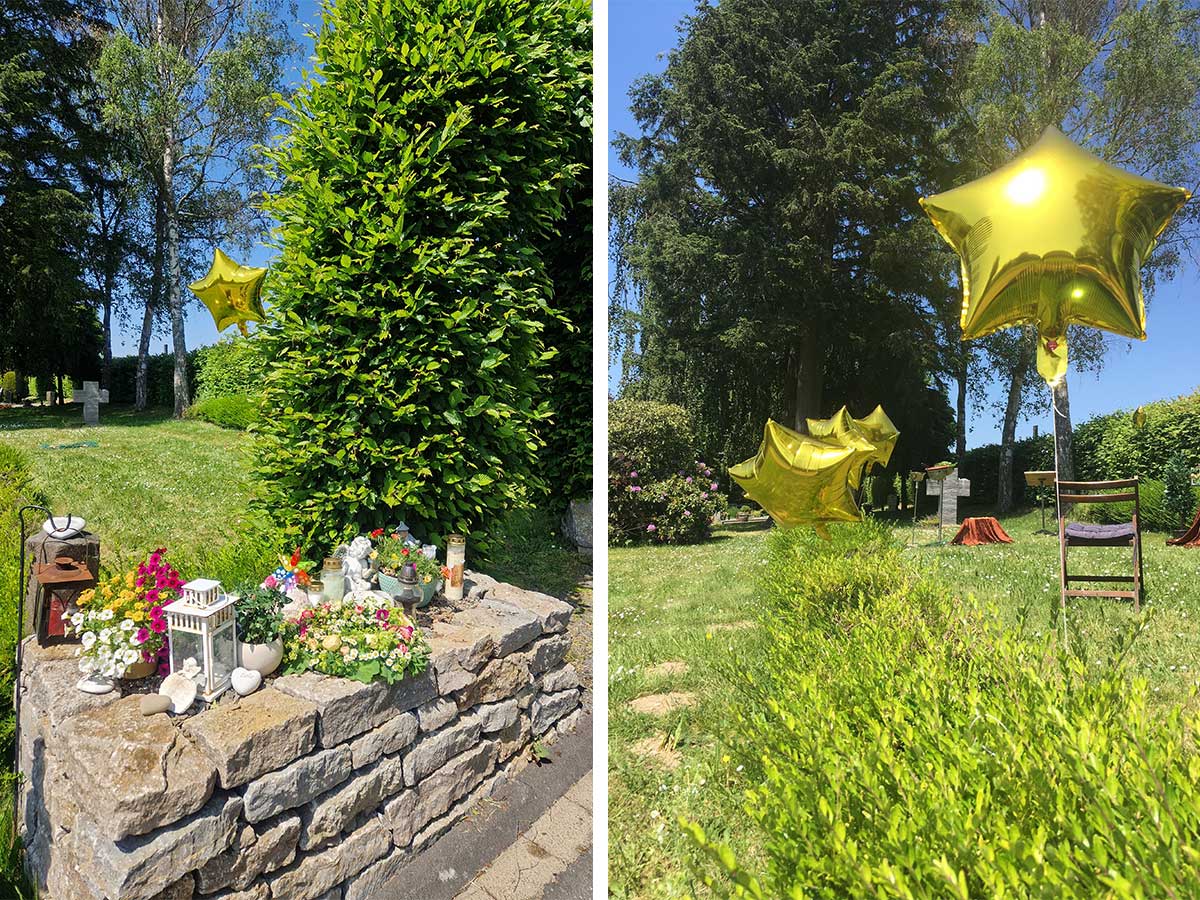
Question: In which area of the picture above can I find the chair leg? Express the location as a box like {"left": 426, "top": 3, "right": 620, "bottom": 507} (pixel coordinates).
{"left": 1058, "top": 518, "right": 1068, "bottom": 621}
{"left": 1132, "top": 536, "right": 1143, "bottom": 614}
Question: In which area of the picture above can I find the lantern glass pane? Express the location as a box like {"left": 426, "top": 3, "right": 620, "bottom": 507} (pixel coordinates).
{"left": 211, "top": 625, "right": 235, "bottom": 687}
{"left": 170, "top": 629, "right": 205, "bottom": 682}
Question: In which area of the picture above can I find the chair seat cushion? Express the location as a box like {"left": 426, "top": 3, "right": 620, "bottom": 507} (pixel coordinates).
{"left": 1065, "top": 521, "right": 1136, "bottom": 543}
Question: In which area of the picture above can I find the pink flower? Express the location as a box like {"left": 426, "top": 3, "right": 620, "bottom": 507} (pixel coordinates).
{"left": 299, "top": 624, "right": 308, "bottom": 637}
{"left": 135, "top": 627, "right": 150, "bottom": 644}
{"left": 701, "top": 492, "right": 709, "bottom": 499}
{"left": 264, "top": 574, "right": 278, "bottom": 589}
{"left": 647, "top": 523, "right": 657, "bottom": 532}
{"left": 630, "top": 471, "right": 638, "bottom": 478}
{"left": 685, "top": 476, "right": 693, "bottom": 483}
{"left": 710, "top": 482, "right": 718, "bottom": 490}
{"left": 376, "top": 609, "right": 389, "bottom": 621}
{"left": 157, "top": 662, "right": 170, "bottom": 676}
{"left": 150, "top": 618, "right": 167, "bottom": 634}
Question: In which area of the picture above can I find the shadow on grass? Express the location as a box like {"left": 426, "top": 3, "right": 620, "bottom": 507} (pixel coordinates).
{"left": 0, "top": 403, "right": 174, "bottom": 431}
{"left": 476, "top": 507, "right": 589, "bottom": 601}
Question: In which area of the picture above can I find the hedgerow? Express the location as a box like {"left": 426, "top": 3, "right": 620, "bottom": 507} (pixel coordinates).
{"left": 186, "top": 395, "right": 258, "bottom": 430}
{"left": 193, "top": 335, "right": 264, "bottom": 402}
{"left": 687, "top": 523, "right": 1200, "bottom": 897}
{"left": 254, "top": 0, "right": 591, "bottom": 554}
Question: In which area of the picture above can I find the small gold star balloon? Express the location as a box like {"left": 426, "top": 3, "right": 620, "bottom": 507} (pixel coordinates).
{"left": 920, "top": 126, "right": 1190, "bottom": 386}
{"left": 806, "top": 405, "right": 900, "bottom": 487}
{"left": 730, "top": 419, "right": 868, "bottom": 534}
{"left": 188, "top": 249, "right": 268, "bottom": 336}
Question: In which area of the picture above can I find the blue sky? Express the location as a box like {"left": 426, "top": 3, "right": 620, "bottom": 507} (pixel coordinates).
{"left": 111, "top": 0, "right": 324, "bottom": 356}
{"left": 607, "top": 0, "right": 1200, "bottom": 448}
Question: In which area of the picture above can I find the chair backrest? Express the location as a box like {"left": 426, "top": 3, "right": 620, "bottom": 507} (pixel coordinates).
{"left": 1056, "top": 478, "right": 1139, "bottom": 506}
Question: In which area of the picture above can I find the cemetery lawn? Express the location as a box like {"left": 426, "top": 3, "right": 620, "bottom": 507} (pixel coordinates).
{"left": 609, "top": 512, "right": 1200, "bottom": 899}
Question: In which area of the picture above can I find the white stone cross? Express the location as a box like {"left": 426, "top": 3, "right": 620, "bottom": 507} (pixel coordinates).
{"left": 82, "top": 381, "right": 100, "bottom": 427}
{"left": 926, "top": 467, "right": 971, "bottom": 526}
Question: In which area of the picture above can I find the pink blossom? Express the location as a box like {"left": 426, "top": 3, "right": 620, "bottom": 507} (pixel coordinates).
{"left": 264, "top": 574, "right": 278, "bottom": 589}
{"left": 710, "top": 482, "right": 718, "bottom": 490}
{"left": 701, "top": 492, "right": 709, "bottom": 499}
{"left": 150, "top": 618, "right": 167, "bottom": 634}
{"left": 647, "top": 523, "right": 657, "bottom": 532}
{"left": 376, "top": 609, "right": 390, "bottom": 621}
{"left": 685, "top": 476, "right": 693, "bottom": 483}
{"left": 157, "top": 662, "right": 170, "bottom": 676}
{"left": 135, "top": 627, "right": 150, "bottom": 644}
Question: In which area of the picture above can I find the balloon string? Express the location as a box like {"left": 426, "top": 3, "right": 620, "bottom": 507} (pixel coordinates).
{"left": 1051, "top": 384, "right": 1067, "bottom": 650}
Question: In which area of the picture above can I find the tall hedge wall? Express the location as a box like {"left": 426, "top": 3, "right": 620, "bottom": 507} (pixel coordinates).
{"left": 962, "top": 389, "right": 1200, "bottom": 505}
{"left": 107, "top": 352, "right": 198, "bottom": 407}
{"left": 254, "top": 0, "right": 592, "bottom": 554}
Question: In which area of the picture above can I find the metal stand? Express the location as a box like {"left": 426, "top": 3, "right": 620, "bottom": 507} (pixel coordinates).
{"left": 1037, "top": 486, "right": 1050, "bottom": 534}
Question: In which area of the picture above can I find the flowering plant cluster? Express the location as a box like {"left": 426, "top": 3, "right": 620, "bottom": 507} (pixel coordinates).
{"left": 609, "top": 456, "right": 727, "bottom": 544}
{"left": 371, "top": 530, "right": 447, "bottom": 584}
{"left": 67, "top": 548, "right": 183, "bottom": 678}
{"left": 279, "top": 591, "right": 430, "bottom": 684}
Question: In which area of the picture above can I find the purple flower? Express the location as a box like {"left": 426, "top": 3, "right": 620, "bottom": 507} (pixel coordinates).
{"left": 685, "top": 476, "right": 693, "bottom": 484}
{"left": 646, "top": 523, "right": 657, "bottom": 532}
{"left": 710, "top": 482, "right": 718, "bottom": 490}
{"left": 705, "top": 469, "right": 712, "bottom": 476}
{"left": 630, "top": 471, "right": 638, "bottom": 478}
{"left": 701, "top": 492, "right": 708, "bottom": 499}
{"left": 683, "top": 510, "right": 692, "bottom": 517}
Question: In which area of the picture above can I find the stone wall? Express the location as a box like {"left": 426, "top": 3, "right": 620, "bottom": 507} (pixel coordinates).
{"left": 18, "top": 574, "right": 583, "bottom": 900}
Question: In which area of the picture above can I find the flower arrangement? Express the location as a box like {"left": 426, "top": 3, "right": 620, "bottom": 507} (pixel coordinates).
{"left": 233, "top": 583, "right": 284, "bottom": 645}
{"left": 372, "top": 531, "right": 447, "bottom": 585}
{"left": 279, "top": 591, "right": 430, "bottom": 684}
{"left": 67, "top": 548, "right": 183, "bottom": 678}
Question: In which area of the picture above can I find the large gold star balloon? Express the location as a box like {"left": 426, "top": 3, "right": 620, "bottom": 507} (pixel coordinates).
{"left": 920, "top": 127, "right": 1190, "bottom": 385}
{"left": 188, "top": 249, "right": 268, "bottom": 336}
{"left": 730, "top": 419, "right": 869, "bottom": 536}
{"left": 806, "top": 405, "right": 900, "bottom": 488}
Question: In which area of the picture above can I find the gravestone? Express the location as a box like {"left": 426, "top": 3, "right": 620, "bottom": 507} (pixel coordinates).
{"left": 926, "top": 467, "right": 971, "bottom": 526}
{"left": 82, "top": 381, "right": 99, "bottom": 426}
{"left": 44, "top": 390, "right": 54, "bottom": 406}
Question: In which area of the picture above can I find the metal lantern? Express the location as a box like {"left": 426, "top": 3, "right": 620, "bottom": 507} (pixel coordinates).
{"left": 31, "top": 555, "right": 95, "bottom": 646}
{"left": 396, "top": 563, "right": 423, "bottom": 619}
{"left": 162, "top": 578, "right": 237, "bottom": 702}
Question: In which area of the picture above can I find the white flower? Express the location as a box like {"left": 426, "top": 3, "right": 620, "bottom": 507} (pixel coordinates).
{"left": 81, "top": 632, "right": 97, "bottom": 649}
{"left": 98, "top": 608, "right": 114, "bottom": 621}
{"left": 122, "top": 649, "right": 139, "bottom": 666}
{"left": 70, "top": 613, "right": 84, "bottom": 628}
{"left": 119, "top": 619, "right": 135, "bottom": 632}
{"left": 98, "top": 628, "right": 113, "bottom": 643}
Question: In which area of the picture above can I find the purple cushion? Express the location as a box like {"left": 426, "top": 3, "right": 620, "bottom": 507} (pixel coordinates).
{"left": 1065, "top": 522, "right": 1136, "bottom": 542}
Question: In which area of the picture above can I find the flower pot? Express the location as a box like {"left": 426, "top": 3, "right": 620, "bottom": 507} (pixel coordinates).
{"left": 419, "top": 580, "right": 439, "bottom": 608}
{"left": 377, "top": 571, "right": 401, "bottom": 596}
{"left": 122, "top": 659, "right": 156, "bottom": 680}
{"left": 238, "top": 638, "right": 284, "bottom": 676}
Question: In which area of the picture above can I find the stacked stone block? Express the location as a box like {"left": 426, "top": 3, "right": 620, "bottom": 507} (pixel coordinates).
{"left": 18, "top": 576, "right": 583, "bottom": 900}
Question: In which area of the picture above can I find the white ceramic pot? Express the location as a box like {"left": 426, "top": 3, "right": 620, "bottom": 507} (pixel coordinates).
{"left": 238, "top": 638, "right": 284, "bottom": 676}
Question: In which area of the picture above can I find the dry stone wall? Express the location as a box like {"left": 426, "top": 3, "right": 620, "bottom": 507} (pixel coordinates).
{"left": 18, "top": 574, "right": 583, "bottom": 900}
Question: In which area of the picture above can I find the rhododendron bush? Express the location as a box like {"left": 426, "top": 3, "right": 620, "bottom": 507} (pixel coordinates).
{"left": 279, "top": 591, "right": 430, "bottom": 685}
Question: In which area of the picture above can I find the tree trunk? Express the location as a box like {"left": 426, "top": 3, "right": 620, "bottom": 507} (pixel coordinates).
{"left": 955, "top": 348, "right": 968, "bottom": 460}
{"left": 1051, "top": 377, "right": 1074, "bottom": 481}
{"left": 101, "top": 277, "right": 113, "bottom": 392}
{"left": 136, "top": 191, "right": 165, "bottom": 411}
{"left": 997, "top": 331, "right": 1032, "bottom": 513}
{"left": 787, "top": 327, "right": 823, "bottom": 432}
{"left": 162, "top": 135, "right": 189, "bottom": 418}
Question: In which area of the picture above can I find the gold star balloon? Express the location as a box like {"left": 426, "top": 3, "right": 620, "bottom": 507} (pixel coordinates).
{"left": 920, "top": 126, "right": 1190, "bottom": 386}
{"left": 730, "top": 419, "right": 869, "bottom": 535}
{"left": 806, "top": 405, "right": 900, "bottom": 488}
{"left": 188, "top": 249, "right": 268, "bottom": 336}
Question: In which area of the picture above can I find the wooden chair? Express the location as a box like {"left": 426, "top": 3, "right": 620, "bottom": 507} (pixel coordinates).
{"left": 1057, "top": 479, "right": 1144, "bottom": 613}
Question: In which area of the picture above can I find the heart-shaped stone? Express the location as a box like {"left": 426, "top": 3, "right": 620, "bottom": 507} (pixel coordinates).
{"left": 230, "top": 667, "right": 262, "bottom": 696}
{"left": 159, "top": 672, "right": 197, "bottom": 714}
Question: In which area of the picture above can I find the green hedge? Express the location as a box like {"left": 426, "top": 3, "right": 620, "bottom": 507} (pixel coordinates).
{"left": 194, "top": 336, "right": 264, "bottom": 402}
{"left": 609, "top": 399, "right": 698, "bottom": 480}
{"left": 962, "top": 390, "right": 1200, "bottom": 505}
{"left": 107, "top": 352, "right": 198, "bottom": 407}
{"left": 687, "top": 523, "right": 1200, "bottom": 897}
{"left": 186, "top": 395, "right": 259, "bottom": 430}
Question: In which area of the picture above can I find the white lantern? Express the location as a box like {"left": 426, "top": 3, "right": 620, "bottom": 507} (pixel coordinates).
{"left": 163, "top": 578, "right": 237, "bottom": 702}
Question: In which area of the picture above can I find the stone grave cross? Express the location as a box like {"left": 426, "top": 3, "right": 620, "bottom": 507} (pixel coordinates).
{"left": 82, "top": 381, "right": 100, "bottom": 427}
{"left": 926, "top": 467, "right": 971, "bottom": 527}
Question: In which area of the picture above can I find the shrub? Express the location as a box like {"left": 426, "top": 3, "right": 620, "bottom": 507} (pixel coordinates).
{"left": 194, "top": 335, "right": 264, "bottom": 402}
{"left": 1074, "top": 477, "right": 1200, "bottom": 532}
{"left": 610, "top": 456, "right": 726, "bottom": 544}
{"left": 1162, "top": 452, "right": 1195, "bottom": 532}
{"left": 107, "top": 352, "right": 198, "bottom": 406}
{"left": 255, "top": 0, "right": 592, "bottom": 556}
{"left": 609, "top": 399, "right": 697, "bottom": 481}
{"left": 687, "top": 526, "right": 1200, "bottom": 898}
{"left": 186, "top": 395, "right": 258, "bottom": 430}
{"left": 0, "top": 372, "right": 26, "bottom": 401}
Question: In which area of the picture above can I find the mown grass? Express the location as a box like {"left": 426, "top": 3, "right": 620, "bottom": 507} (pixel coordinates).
{"left": 609, "top": 505, "right": 1200, "bottom": 899}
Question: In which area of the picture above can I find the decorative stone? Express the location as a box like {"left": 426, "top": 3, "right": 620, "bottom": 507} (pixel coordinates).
{"left": 20, "top": 639, "right": 120, "bottom": 731}
{"left": 299, "top": 755, "right": 405, "bottom": 850}
{"left": 416, "top": 696, "right": 456, "bottom": 732}
{"left": 347, "top": 710, "right": 418, "bottom": 769}
{"left": 519, "top": 632, "right": 571, "bottom": 676}
{"left": 403, "top": 713, "right": 482, "bottom": 786}
{"left": 183, "top": 688, "right": 318, "bottom": 789}
{"left": 532, "top": 688, "right": 581, "bottom": 736}
{"left": 77, "top": 672, "right": 116, "bottom": 694}
{"left": 542, "top": 663, "right": 581, "bottom": 693}
{"left": 160, "top": 671, "right": 198, "bottom": 714}
{"left": 69, "top": 794, "right": 242, "bottom": 900}
{"left": 242, "top": 746, "right": 352, "bottom": 824}
{"left": 273, "top": 672, "right": 389, "bottom": 746}
{"left": 561, "top": 494, "right": 593, "bottom": 552}
{"left": 266, "top": 817, "right": 390, "bottom": 900}
{"left": 230, "top": 667, "right": 262, "bottom": 696}
{"left": 453, "top": 655, "right": 531, "bottom": 710}
{"left": 57, "top": 695, "right": 217, "bottom": 840}
{"left": 474, "top": 698, "right": 519, "bottom": 733}
{"left": 140, "top": 694, "right": 172, "bottom": 716}
{"left": 486, "top": 583, "right": 574, "bottom": 634}
{"left": 454, "top": 600, "right": 541, "bottom": 657}
{"left": 195, "top": 814, "right": 300, "bottom": 894}
{"left": 463, "top": 570, "right": 499, "bottom": 600}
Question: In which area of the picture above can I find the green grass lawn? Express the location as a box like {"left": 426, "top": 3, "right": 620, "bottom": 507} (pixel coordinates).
{"left": 609, "top": 508, "right": 1200, "bottom": 899}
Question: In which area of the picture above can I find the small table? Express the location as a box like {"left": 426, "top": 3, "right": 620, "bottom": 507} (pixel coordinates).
{"left": 1024, "top": 470, "right": 1056, "bottom": 534}
{"left": 951, "top": 517, "right": 1014, "bottom": 546}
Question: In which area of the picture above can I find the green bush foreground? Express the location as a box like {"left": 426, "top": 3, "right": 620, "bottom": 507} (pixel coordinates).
{"left": 688, "top": 522, "right": 1200, "bottom": 897}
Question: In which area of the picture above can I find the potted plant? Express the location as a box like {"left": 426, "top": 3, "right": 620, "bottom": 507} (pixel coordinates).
{"left": 373, "top": 533, "right": 447, "bottom": 606}
{"left": 67, "top": 548, "right": 182, "bottom": 684}
{"left": 234, "top": 584, "right": 285, "bottom": 675}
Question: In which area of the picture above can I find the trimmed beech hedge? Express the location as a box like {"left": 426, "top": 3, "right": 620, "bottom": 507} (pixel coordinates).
{"left": 107, "top": 352, "right": 198, "bottom": 407}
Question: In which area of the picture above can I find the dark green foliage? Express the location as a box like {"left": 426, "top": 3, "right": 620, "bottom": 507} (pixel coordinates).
{"left": 194, "top": 336, "right": 265, "bottom": 402}
{"left": 959, "top": 434, "right": 1054, "bottom": 507}
{"left": 687, "top": 523, "right": 1200, "bottom": 897}
{"left": 1163, "top": 453, "right": 1196, "bottom": 532}
{"left": 255, "top": 0, "right": 591, "bottom": 555}
{"left": 608, "top": 399, "right": 697, "bottom": 481}
{"left": 232, "top": 584, "right": 283, "bottom": 645}
{"left": 107, "top": 352, "right": 198, "bottom": 407}
{"left": 186, "top": 395, "right": 258, "bottom": 430}
{"left": 1075, "top": 477, "right": 1200, "bottom": 533}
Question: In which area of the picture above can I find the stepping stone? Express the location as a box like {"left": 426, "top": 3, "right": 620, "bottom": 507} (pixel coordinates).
{"left": 629, "top": 735, "right": 681, "bottom": 770}
{"left": 628, "top": 692, "right": 696, "bottom": 716}
{"left": 644, "top": 661, "right": 688, "bottom": 678}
